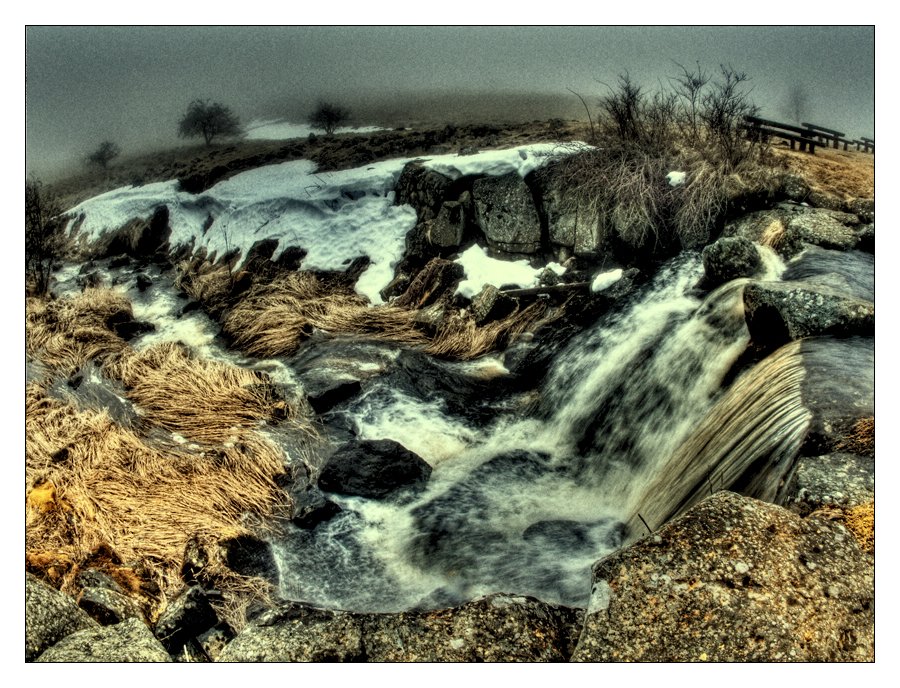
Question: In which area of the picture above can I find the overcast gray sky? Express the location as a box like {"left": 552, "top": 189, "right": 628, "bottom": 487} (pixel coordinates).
{"left": 25, "top": 26, "right": 875, "bottom": 177}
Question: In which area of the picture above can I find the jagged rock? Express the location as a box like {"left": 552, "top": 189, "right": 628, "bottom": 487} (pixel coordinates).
{"left": 395, "top": 162, "right": 454, "bottom": 223}
{"left": 428, "top": 196, "right": 468, "bottom": 248}
{"left": 393, "top": 258, "right": 465, "bottom": 310}
{"left": 154, "top": 585, "right": 220, "bottom": 655}
{"left": 807, "top": 190, "right": 850, "bottom": 213}
{"left": 36, "top": 617, "right": 171, "bottom": 662}
{"left": 76, "top": 569, "right": 144, "bottom": 626}
{"left": 701, "top": 236, "right": 762, "bottom": 286}
{"left": 318, "top": 439, "right": 432, "bottom": 501}
{"left": 218, "top": 593, "right": 583, "bottom": 662}
{"left": 743, "top": 280, "right": 874, "bottom": 344}
{"left": 135, "top": 273, "right": 153, "bottom": 291}
{"left": 472, "top": 172, "right": 542, "bottom": 253}
{"left": 26, "top": 572, "right": 100, "bottom": 661}
{"left": 780, "top": 174, "right": 810, "bottom": 203}
{"left": 289, "top": 484, "right": 343, "bottom": 529}
{"left": 787, "top": 452, "right": 874, "bottom": 515}
{"left": 572, "top": 492, "right": 874, "bottom": 662}
{"left": 850, "top": 198, "right": 874, "bottom": 224}
{"left": 470, "top": 284, "right": 517, "bottom": 325}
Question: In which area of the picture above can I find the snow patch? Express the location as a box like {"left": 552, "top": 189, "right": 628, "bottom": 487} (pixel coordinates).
{"left": 591, "top": 269, "right": 623, "bottom": 293}
{"left": 454, "top": 245, "right": 542, "bottom": 299}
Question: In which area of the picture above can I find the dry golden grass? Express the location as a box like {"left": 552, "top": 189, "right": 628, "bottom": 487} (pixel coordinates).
{"left": 221, "top": 271, "right": 430, "bottom": 358}
{"left": 759, "top": 218, "right": 786, "bottom": 250}
{"left": 836, "top": 417, "right": 874, "bottom": 456}
{"left": 26, "top": 368, "right": 294, "bottom": 622}
{"left": 425, "top": 300, "right": 549, "bottom": 361}
{"left": 772, "top": 145, "right": 874, "bottom": 201}
{"left": 844, "top": 501, "right": 874, "bottom": 553}
{"left": 26, "top": 289, "right": 132, "bottom": 377}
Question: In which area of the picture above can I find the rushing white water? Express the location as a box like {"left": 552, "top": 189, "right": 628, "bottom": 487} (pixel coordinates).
{"left": 40, "top": 244, "right": 844, "bottom": 613}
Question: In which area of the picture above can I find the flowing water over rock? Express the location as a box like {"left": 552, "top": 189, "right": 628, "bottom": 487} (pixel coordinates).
{"left": 39, "top": 245, "right": 867, "bottom": 614}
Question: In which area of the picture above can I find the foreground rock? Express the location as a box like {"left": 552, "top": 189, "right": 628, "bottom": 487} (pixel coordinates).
{"left": 572, "top": 491, "right": 874, "bottom": 662}
{"left": 218, "top": 593, "right": 583, "bottom": 662}
{"left": 317, "top": 439, "right": 432, "bottom": 501}
{"left": 36, "top": 617, "right": 172, "bottom": 662}
{"left": 26, "top": 573, "right": 100, "bottom": 661}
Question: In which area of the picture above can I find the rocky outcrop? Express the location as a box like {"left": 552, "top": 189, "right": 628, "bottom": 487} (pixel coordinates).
{"left": 218, "top": 593, "right": 583, "bottom": 662}
{"left": 472, "top": 172, "right": 542, "bottom": 254}
{"left": 318, "top": 439, "right": 432, "bottom": 501}
{"left": 572, "top": 491, "right": 874, "bottom": 662}
{"left": 89, "top": 206, "right": 172, "bottom": 263}
{"left": 394, "top": 162, "right": 455, "bottom": 223}
{"left": 26, "top": 573, "right": 100, "bottom": 661}
{"left": 35, "top": 617, "right": 172, "bottom": 662}
{"left": 743, "top": 281, "right": 874, "bottom": 343}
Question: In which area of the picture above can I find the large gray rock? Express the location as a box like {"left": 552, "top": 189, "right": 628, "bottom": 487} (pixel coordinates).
{"left": 472, "top": 172, "right": 542, "bottom": 254}
{"left": 218, "top": 593, "right": 583, "bottom": 662}
{"left": 850, "top": 198, "right": 874, "bottom": 224}
{"left": 427, "top": 194, "right": 470, "bottom": 249}
{"left": 537, "top": 173, "right": 607, "bottom": 258}
{"left": 701, "top": 236, "right": 762, "bottom": 286}
{"left": 743, "top": 280, "right": 874, "bottom": 343}
{"left": 723, "top": 205, "right": 861, "bottom": 259}
{"left": 787, "top": 452, "right": 874, "bottom": 514}
{"left": 787, "top": 207, "right": 859, "bottom": 253}
{"left": 154, "top": 585, "right": 220, "bottom": 655}
{"left": 35, "top": 617, "right": 172, "bottom": 662}
{"left": 26, "top": 573, "right": 100, "bottom": 661}
{"left": 572, "top": 492, "right": 874, "bottom": 662}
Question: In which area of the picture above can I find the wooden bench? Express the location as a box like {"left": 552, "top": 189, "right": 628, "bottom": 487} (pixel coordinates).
{"left": 743, "top": 115, "right": 819, "bottom": 153}
{"left": 800, "top": 122, "right": 851, "bottom": 150}
{"left": 859, "top": 137, "right": 875, "bottom": 154}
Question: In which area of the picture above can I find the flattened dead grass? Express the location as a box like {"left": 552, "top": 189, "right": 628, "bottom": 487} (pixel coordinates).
{"left": 26, "top": 289, "right": 132, "bottom": 377}
{"left": 836, "top": 417, "right": 874, "bottom": 456}
{"left": 221, "top": 271, "right": 429, "bottom": 358}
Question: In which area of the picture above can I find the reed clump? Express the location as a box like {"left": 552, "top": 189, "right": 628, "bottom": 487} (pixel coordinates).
{"left": 221, "top": 271, "right": 429, "bottom": 358}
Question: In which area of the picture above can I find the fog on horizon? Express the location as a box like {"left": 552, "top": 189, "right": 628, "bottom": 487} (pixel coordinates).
{"left": 26, "top": 26, "right": 876, "bottom": 179}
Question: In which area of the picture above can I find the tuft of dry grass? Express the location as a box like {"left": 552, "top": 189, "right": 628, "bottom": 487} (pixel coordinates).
{"left": 759, "top": 218, "right": 786, "bottom": 250}
{"left": 221, "top": 271, "right": 429, "bottom": 359}
{"left": 836, "top": 417, "right": 874, "bottom": 456}
{"left": 26, "top": 366, "right": 294, "bottom": 620}
{"left": 425, "top": 300, "right": 548, "bottom": 361}
{"left": 26, "top": 289, "right": 132, "bottom": 378}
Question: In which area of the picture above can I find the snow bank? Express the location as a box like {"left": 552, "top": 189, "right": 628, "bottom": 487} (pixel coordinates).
{"left": 65, "top": 144, "right": 566, "bottom": 306}
{"left": 454, "top": 245, "right": 543, "bottom": 299}
{"left": 243, "top": 118, "right": 387, "bottom": 140}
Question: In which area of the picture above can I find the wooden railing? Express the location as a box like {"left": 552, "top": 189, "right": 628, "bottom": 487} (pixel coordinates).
{"left": 744, "top": 116, "right": 874, "bottom": 154}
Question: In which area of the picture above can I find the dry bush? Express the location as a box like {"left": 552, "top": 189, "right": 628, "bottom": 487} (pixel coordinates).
{"left": 26, "top": 289, "right": 132, "bottom": 378}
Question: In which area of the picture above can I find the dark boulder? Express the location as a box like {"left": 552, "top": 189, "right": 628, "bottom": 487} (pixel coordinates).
{"left": 700, "top": 236, "right": 762, "bottom": 287}
{"left": 572, "top": 492, "right": 874, "bottom": 662}
{"left": 318, "top": 438, "right": 432, "bottom": 501}
{"left": 154, "top": 585, "right": 220, "bottom": 655}
{"left": 289, "top": 484, "right": 343, "bottom": 529}
{"left": 470, "top": 284, "right": 518, "bottom": 325}
{"left": 472, "top": 172, "right": 542, "bottom": 254}
{"left": 395, "top": 162, "right": 455, "bottom": 223}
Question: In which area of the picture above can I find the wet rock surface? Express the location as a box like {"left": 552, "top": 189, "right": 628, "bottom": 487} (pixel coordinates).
{"left": 218, "top": 593, "right": 583, "bottom": 662}
{"left": 700, "top": 236, "right": 762, "bottom": 287}
{"left": 318, "top": 438, "right": 432, "bottom": 501}
{"left": 572, "top": 491, "right": 874, "bottom": 662}
{"left": 787, "top": 452, "right": 874, "bottom": 514}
